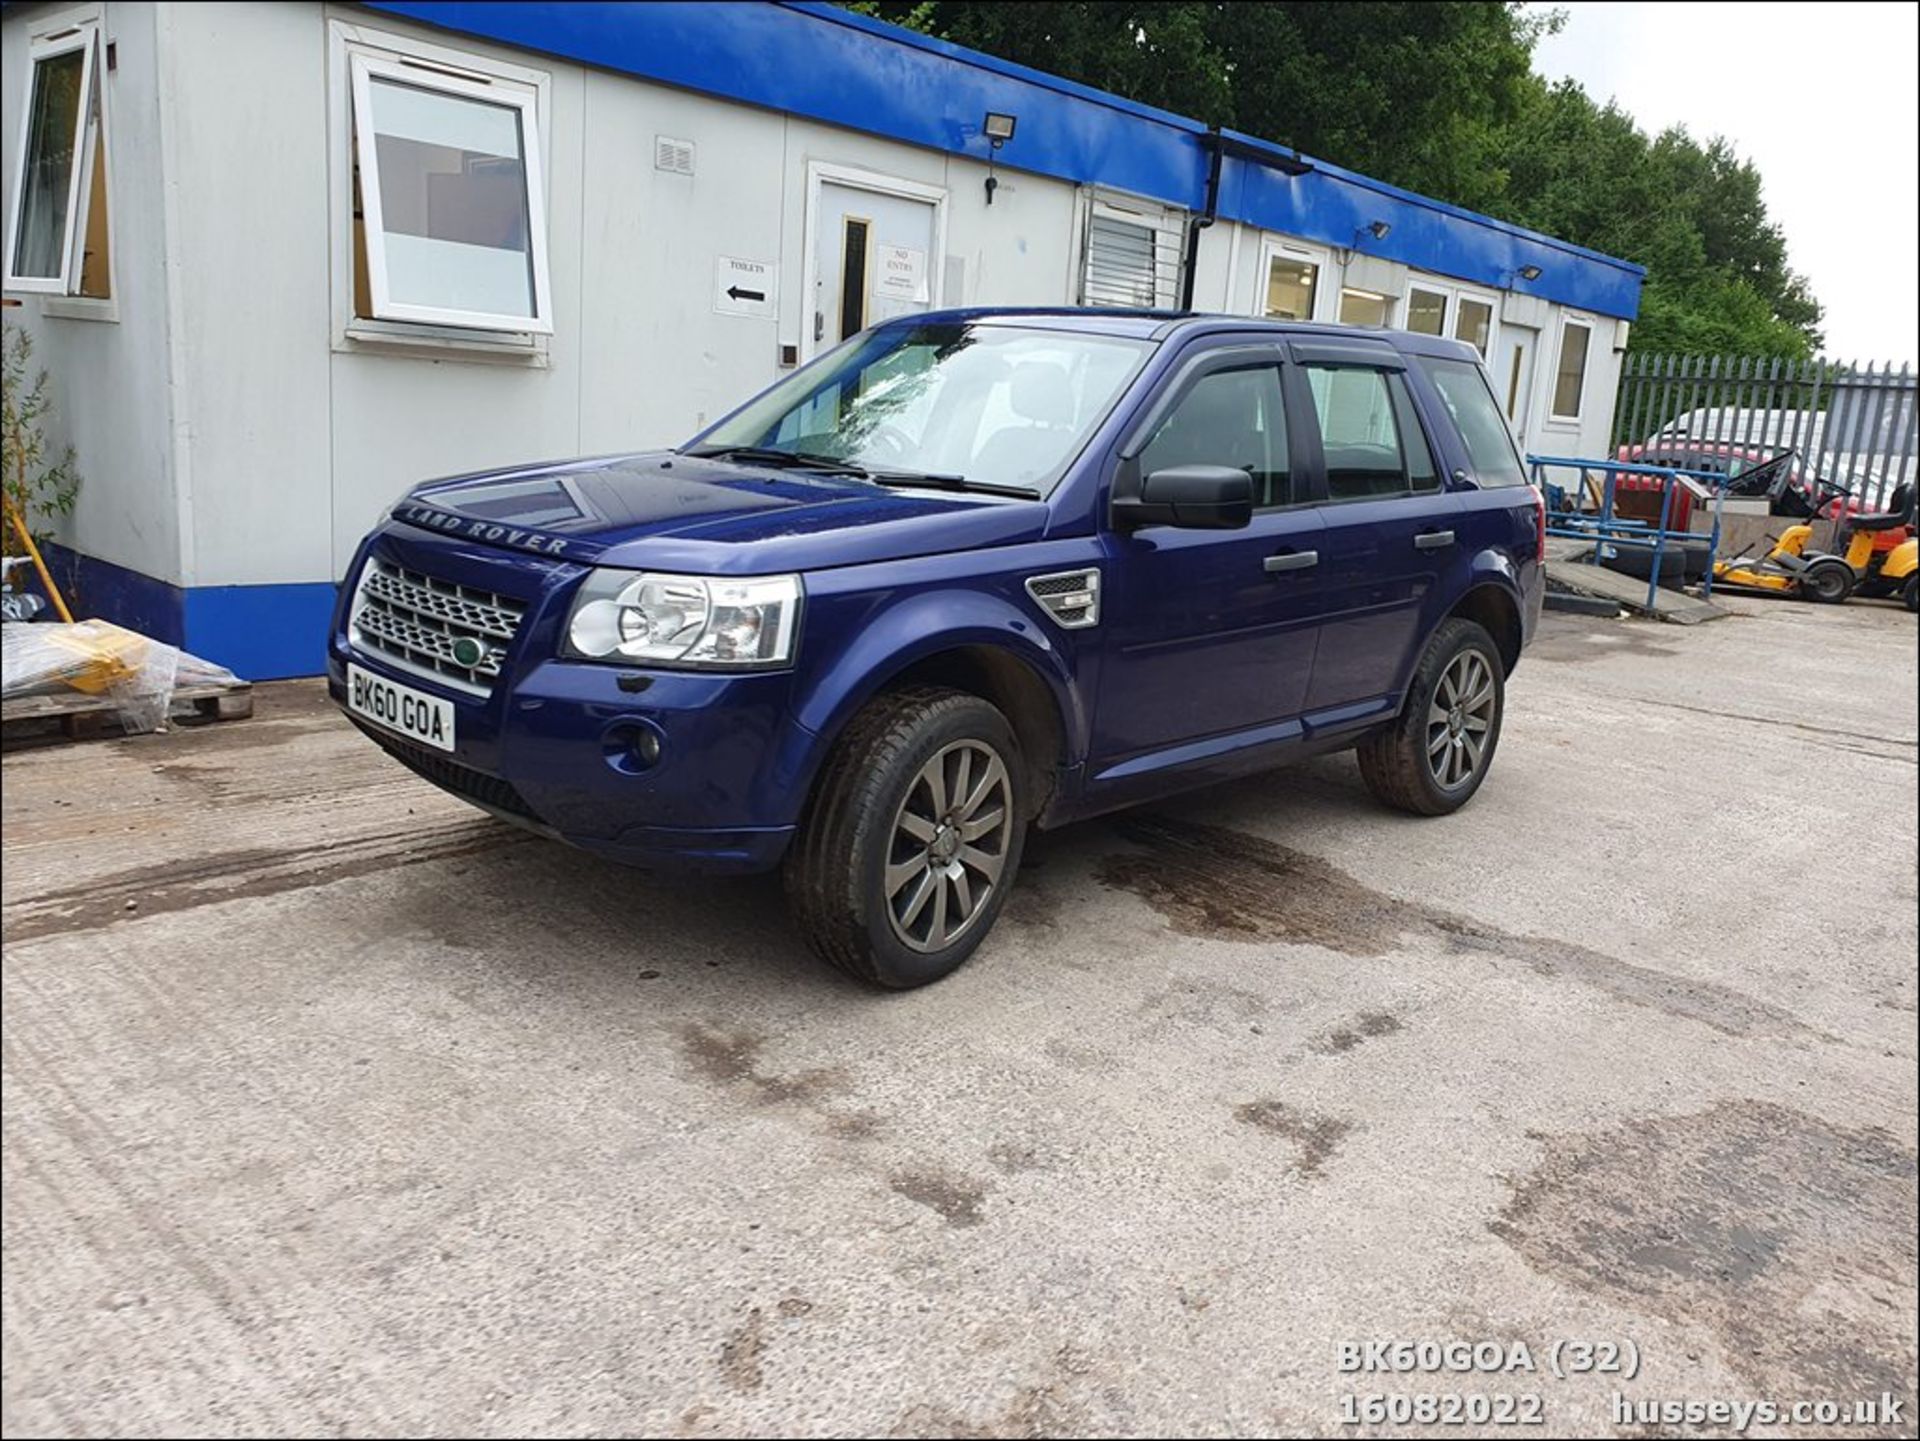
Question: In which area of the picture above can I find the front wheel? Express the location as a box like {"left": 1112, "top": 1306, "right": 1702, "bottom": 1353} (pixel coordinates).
{"left": 1357, "top": 618, "right": 1506, "bottom": 816}
{"left": 786, "top": 687, "right": 1025, "bottom": 989}
{"left": 1800, "top": 561, "right": 1854, "bottom": 605}
{"left": 1906, "top": 575, "right": 1918, "bottom": 613}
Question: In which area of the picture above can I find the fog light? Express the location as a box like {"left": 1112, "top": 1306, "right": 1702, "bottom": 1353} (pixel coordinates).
{"left": 603, "top": 722, "right": 665, "bottom": 775}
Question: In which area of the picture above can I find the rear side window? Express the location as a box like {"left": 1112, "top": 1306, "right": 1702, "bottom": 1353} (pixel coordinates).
{"left": 1139, "top": 365, "right": 1294, "bottom": 507}
{"left": 1418, "top": 357, "right": 1530, "bottom": 488}
{"left": 1303, "top": 366, "right": 1438, "bottom": 502}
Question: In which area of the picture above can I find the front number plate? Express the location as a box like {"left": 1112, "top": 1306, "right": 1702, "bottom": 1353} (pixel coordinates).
{"left": 347, "top": 663, "right": 456, "bottom": 753}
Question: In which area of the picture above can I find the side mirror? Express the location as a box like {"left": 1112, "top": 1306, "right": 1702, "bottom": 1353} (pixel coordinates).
{"left": 1114, "top": 465, "right": 1254, "bottom": 531}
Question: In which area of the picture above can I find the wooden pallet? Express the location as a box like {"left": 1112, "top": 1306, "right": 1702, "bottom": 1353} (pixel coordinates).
{"left": 1, "top": 682, "right": 254, "bottom": 749}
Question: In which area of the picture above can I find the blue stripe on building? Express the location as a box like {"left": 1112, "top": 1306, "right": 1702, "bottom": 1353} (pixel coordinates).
{"left": 31, "top": 546, "right": 336, "bottom": 682}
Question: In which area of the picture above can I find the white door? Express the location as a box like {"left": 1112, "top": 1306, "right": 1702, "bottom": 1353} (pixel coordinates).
{"left": 808, "top": 174, "right": 941, "bottom": 358}
{"left": 1494, "top": 323, "right": 1538, "bottom": 451}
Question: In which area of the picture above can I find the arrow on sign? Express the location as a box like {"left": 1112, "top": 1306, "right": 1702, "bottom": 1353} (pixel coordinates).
{"left": 727, "top": 286, "right": 766, "bottom": 303}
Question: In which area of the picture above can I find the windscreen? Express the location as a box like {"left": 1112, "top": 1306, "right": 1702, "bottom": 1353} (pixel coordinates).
{"left": 695, "top": 323, "right": 1152, "bottom": 493}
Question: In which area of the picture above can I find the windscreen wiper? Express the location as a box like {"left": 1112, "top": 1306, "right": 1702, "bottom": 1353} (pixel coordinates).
{"left": 684, "top": 444, "right": 870, "bottom": 477}
{"left": 866, "top": 470, "right": 1040, "bottom": 499}
{"left": 688, "top": 446, "right": 1035, "bottom": 497}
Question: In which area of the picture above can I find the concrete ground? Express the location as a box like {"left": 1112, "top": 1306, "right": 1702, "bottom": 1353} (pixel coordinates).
{"left": 3, "top": 595, "right": 1915, "bottom": 1439}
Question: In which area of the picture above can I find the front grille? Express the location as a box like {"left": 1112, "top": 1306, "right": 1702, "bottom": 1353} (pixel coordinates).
{"left": 350, "top": 556, "right": 526, "bottom": 697}
{"left": 354, "top": 720, "right": 541, "bottom": 822}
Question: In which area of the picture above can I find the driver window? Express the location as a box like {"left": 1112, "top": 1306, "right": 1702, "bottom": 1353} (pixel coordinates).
{"left": 1138, "top": 365, "right": 1293, "bottom": 507}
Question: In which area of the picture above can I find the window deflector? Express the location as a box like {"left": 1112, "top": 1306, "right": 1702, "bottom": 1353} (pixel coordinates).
{"left": 4, "top": 25, "right": 97, "bottom": 294}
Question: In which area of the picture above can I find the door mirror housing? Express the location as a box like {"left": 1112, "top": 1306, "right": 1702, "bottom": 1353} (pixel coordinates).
{"left": 1114, "top": 465, "right": 1254, "bottom": 531}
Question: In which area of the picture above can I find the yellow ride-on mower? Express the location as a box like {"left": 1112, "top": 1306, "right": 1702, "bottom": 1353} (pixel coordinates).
{"left": 1713, "top": 466, "right": 1918, "bottom": 609}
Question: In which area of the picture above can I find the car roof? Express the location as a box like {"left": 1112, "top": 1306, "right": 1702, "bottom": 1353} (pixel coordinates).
{"left": 880, "top": 306, "right": 1484, "bottom": 360}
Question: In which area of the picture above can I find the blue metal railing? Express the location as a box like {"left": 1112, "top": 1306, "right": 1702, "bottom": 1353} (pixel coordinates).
{"left": 1527, "top": 455, "right": 1728, "bottom": 612}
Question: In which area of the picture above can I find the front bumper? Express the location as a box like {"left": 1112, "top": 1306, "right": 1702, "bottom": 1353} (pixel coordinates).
{"left": 328, "top": 527, "right": 815, "bottom": 875}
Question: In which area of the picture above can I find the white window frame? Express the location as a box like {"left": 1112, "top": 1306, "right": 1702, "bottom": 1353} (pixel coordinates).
{"left": 798, "top": 161, "right": 948, "bottom": 363}
{"left": 1076, "top": 188, "right": 1184, "bottom": 311}
{"left": 327, "top": 22, "right": 554, "bottom": 360}
{"left": 1404, "top": 282, "right": 1451, "bottom": 338}
{"left": 1448, "top": 284, "right": 1500, "bottom": 360}
{"left": 1336, "top": 286, "right": 1395, "bottom": 328}
{"left": 348, "top": 50, "right": 552, "bottom": 334}
{"left": 1402, "top": 275, "right": 1499, "bottom": 359}
{"left": 1549, "top": 315, "right": 1595, "bottom": 423}
{"left": 1254, "top": 235, "right": 1332, "bottom": 321}
{"left": 4, "top": 12, "right": 103, "bottom": 298}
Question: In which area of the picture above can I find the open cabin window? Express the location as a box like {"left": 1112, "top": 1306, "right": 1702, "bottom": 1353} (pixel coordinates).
{"left": 348, "top": 52, "right": 551, "bottom": 334}
{"left": 5, "top": 21, "right": 109, "bottom": 298}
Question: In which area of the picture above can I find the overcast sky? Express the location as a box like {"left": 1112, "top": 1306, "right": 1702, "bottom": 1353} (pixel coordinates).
{"left": 1530, "top": 1, "right": 1918, "bottom": 362}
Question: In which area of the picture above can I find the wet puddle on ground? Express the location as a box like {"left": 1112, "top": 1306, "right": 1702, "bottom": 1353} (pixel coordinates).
{"left": 1096, "top": 813, "right": 1825, "bottom": 1041}
{"left": 1494, "top": 1101, "right": 1917, "bottom": 1405}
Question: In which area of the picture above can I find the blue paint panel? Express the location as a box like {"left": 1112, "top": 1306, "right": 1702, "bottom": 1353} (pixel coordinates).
{"left": 37, "top": 542, "right": 187, "bottom": 645}
{"left": 365, "top": 0, "right": 1642, "bottom": 319}
{"left": 184, "top": 583, "right": 339, "bottom": 682}
{"left": 1222, "top": 148, "right": 1643, "bottom": 319}
{"left": 29, "top": 546, "right": 338, "bottom": 679}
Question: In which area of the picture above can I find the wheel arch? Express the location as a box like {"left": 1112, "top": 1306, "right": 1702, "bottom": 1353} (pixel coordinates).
{"left": 789, "top": 591, "right": 1084, "bottom": 824}
{"left": 1447, "top": 581, "right": 1524, "bottom": 675}
{"left": 882, "top": 645, "right": 1070, "bottom": 819}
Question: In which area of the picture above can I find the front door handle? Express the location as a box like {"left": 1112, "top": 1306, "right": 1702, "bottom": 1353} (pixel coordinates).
{"left": 1264, "top": 549, "right": 1319, "bottom": 573}
{"left": 1415, "top": 529, "right": 1457, "bottom": 550}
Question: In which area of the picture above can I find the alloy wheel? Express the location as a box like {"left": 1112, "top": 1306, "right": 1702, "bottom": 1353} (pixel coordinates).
{"left": 884, "top": 740, "right": 1012, "bottom": 953}
{"left": 1426, "top": 650, "right": 1496, "bottom": 790}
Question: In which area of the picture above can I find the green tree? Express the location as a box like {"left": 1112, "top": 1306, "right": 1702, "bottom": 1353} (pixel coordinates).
{"left": 845, "top": 1, "right": 1824, "bottom": 356}
{"left": 2, "top": 322, "right": 82, "bottom": 545}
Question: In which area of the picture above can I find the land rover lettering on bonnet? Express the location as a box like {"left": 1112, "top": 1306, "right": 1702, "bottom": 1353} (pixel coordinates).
{"left": 331, "top": 309, "right": 1544, "bottom": 988}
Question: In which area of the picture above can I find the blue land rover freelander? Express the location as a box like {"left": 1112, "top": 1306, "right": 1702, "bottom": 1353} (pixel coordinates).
{"left": 330, "top": 310, "right": 1545, "bottom": 988}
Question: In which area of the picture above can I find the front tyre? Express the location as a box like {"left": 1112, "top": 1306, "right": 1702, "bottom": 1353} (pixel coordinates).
{"left": 1800, "top": 560, "right": 1854, "bottom": 605}
{"left": 786, "top": 687, "right": 1025, "bottom": 989}
{"left": 1357, "top": 618, "right": 1506, "bottom": 817}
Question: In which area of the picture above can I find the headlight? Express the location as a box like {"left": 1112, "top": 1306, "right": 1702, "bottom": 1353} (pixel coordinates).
{"left": 562, "top": 570, "right": 801, "bottom": 668}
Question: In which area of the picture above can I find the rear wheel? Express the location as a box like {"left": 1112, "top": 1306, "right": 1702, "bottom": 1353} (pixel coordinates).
{"left": 1801, "top": 561, "right": 1854, "bottom": 604}
{"left": 1357, "top": 618, "right": 1505, "bottom": 817}
{"left": 786, "top": 687, "right": 1025, "bottom": 989}
{"left": 1906, "top": 575, "right": 1918, "bottom": 613}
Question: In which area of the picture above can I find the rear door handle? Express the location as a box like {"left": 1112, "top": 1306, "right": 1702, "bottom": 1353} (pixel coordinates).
{"left": 1415, "top": 529, "right": 1456, "bottom": 550}
{"left": 1264, "top": 550, "right": 1319, "bottom": 573}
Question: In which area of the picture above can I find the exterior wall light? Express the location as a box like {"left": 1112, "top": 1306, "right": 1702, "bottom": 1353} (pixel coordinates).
{"left": 1518, "top": 264, "right": 1543, "bottom": 281}
{"left": 983, "top": 112, "right": 1017, "bottom": 205}
{"left": 1367, "top": 220, "right": 1392, "bottom": 240}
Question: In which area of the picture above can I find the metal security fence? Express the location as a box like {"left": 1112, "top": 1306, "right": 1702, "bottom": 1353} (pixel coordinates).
{"left": 1613, "top": 355, "right": 1918, "bottom": 508}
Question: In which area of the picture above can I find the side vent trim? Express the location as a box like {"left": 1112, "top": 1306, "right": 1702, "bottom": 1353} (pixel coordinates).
{"left": 1024, "top": 569, "right": 1101, "bottom": 630}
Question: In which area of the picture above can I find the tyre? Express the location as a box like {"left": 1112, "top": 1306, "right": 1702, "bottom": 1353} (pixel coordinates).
{"left": 786, "top": 687, "right": 1025, "bottom": 989}
{"left": 1906, "top": 575, "right": 1918, "bottom": 614}
{"left": 1800, "top": 561, "right": 1854, "bottom": 605}
{"left": 1357, "top": 618, "right": 1505, "bottom": 817}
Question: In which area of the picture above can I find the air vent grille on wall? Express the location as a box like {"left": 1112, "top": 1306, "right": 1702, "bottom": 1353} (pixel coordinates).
{"left": 1025, "top": 569, "right": 1101, "bottom": 629}
{"left": 655, "top": 136, "right": 695, "bottom": 176}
